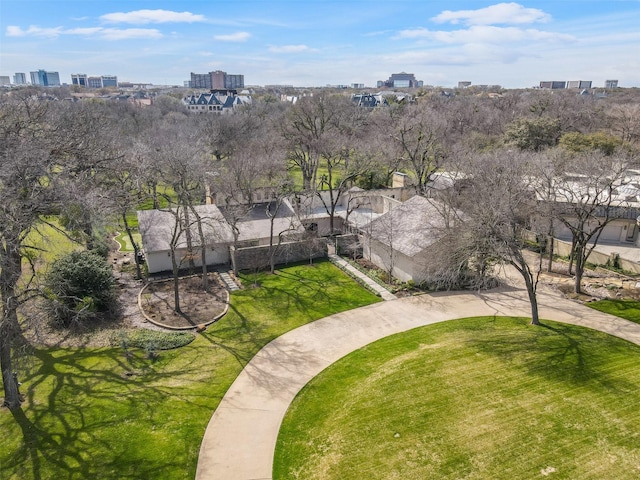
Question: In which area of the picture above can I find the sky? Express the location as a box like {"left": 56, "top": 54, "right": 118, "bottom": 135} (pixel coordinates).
{"left": 1, "top": 0, "right": 639, "bottom": 88}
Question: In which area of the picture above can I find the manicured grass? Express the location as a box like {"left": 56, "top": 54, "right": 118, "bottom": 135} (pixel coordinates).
{"left": 24, "top": 217, "right": 82, "bottom": 268}
{"left": 114, "top": 230, "right": 142, "bottom": 252}
{"left": 274, "top": 316, "right": 640, "bottom": 480}
{"left": 0, "top": 260, "right": 380, "bottom": 480}
{"left": 587, "top": 299, "right": 640, "bottom": 325}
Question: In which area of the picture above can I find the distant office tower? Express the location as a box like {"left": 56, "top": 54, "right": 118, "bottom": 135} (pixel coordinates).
{"left": 87, "top": 76, "right": 103, "bottom": 88}
{"left": 101, "top": 75, "right": 118, "bottom": 87}
{"left": 190, "top": 70, "right": 244, "bottom": 89}
{"left": 539, "top": 81, "right": 566, "bottom": 89}
{"left": 224, "top": 73, "right": 244, "bottom": 89}
{"left": 190, "top": 72, "right": 212, "bottom": 89}
{"left": 13, "top": 72, "right": 26, "bottom": 84}
{"left": 0, "top": 76, "right": 10, "bottom": 86}
{"left": 30, "top": 69, "right": 61, "bottom": 86}
{"left": 567, "top": 80, "right": 592, "bottom": 89}
{"left": 605, "top": 80, "right": 619, "bottom": 88}
{"left": 377, "top": 72, "right": 423, "bottom": 89}
{"left": 71, "top": 74, "right": 88, "bottom": 86}
{"left": 210, "top": 70, "right": 226, "bottom": 89}
{"left": 458, "top": 81, "right": 472, "bottom": 88}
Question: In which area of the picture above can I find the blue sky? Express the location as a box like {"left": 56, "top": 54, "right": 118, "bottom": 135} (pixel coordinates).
{"left": 1, "top": 1, "right": 639, "bottom": 88}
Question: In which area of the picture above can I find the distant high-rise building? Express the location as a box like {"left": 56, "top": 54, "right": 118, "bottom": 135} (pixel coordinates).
{"left": 13, "top": 73, "right": 26, "bottom": 85}
{"left": 190, "top": 72, "right": 212, "bottom": 89}
{"left": 567, "top": 80, "right": 592, "bottom": 89}
{"left": 225, "top": 73, "right": 244, "bottom": 90}
{"left": 605, "top": 79, "right": 619, "bottom": 88}
{"left": 0, "top": 76, "right": 10, "bottom": 86}
{"left": 101, "top": 75, "right": 118, "bottom": 87}
{"left": 458, "top": 81, "right": 472, "bottom": 88}
{"left": 30, "top": 69, "right": 60, "bottom": 86}
{"left": 87, "top": 76, "right": 103, "bottom": 89}
{"left": 189, "top": 70, "right": 244, "bottom": 90}
{"left": 71, "top": 74, "right": 88, "bottom": 86}
{"left": 210, "top": 70, "right": 226, "bottom": 89}
{"left": 377, "top": 72, "right": 423, "bottom": 89}
{"left": 539, "top": 81, "right": 566, "bottom": 89}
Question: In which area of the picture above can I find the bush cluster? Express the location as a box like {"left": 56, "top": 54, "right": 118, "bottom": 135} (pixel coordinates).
{"left": 44, "top": 250, "right": 117, "bottom": 326}
{"left": 110, "top": 329, "right": 196, "bottom": 351}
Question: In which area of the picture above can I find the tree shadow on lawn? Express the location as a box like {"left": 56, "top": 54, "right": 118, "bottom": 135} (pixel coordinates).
{"left": 466, "top": 318, "right": 640, "bottom": 392}
{"left": 4, "top": 345, "right": 213, "bottom": 480}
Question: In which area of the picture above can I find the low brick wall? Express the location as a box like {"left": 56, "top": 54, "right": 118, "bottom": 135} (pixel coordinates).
{"left": 231, "top": 238, "right": 327, "bottom": 273}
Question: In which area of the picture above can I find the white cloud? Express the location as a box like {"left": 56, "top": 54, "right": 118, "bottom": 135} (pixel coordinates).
{"left": 268, "top": 44, "right": 311, "bottom": 53}
{"left": 398, "top": 25, "right": 574, "bottom": 44}
{"left": 99, "top": 28, "right": 163, "bottom": 40}
{"left": 432, "top": 2, "right": 551, "bottom": 26}
{"left": 5, "top": 25, "right": 162, "bottom": 40}
{"left": 214, "top": 31, "right": 251, "bottom": 42}
{"left": 100, "top": 9, "right": 205, "bottom": 24}
{"left": 6, "top": 25, "right": 63, "bottom": 37}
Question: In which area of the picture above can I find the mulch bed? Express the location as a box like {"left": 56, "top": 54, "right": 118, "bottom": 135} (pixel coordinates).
{"left": 140, "top": 273, "right": 228, "bottom": 329}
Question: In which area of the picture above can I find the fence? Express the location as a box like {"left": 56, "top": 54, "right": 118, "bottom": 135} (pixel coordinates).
{"left": 230, "top": 238, "right": 327, "bottom": 273}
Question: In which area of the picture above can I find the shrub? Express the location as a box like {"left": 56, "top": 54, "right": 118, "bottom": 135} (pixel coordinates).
{"left": 45, "top": 250, "right": 117, "bottom": 326}
{"left": 109, "top": 329, "right": 196, "bottom": 351}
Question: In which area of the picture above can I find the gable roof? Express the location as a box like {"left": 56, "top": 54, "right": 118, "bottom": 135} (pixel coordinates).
{"left": 366, "top": 196, "right": 455, "bottom": 257}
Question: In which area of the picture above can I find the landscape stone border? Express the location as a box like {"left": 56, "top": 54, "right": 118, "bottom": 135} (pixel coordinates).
{"left": 137, "top": 274, "right": 230, "bottom": 330}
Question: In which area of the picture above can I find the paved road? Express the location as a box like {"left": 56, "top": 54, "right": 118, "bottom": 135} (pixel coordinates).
{"left": 195, "top": 285, "right": 640, "bottom": 480}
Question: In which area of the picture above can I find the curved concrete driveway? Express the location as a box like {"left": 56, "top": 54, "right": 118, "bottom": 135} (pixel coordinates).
{"left": 196, "top": 286, "right": 640, "bottom": 480}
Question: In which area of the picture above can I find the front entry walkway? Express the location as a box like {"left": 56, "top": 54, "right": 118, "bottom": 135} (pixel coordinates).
{"left": 328, "top": 254, "right": 396, "bottom": 301}
{"left": 195, "top": 287, "right": 640, "bottom": 480}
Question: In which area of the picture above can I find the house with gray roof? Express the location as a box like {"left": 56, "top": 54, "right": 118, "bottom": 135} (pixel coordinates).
{"left": 183, "top": 90, "right": 252, "bottom": 114}
{"left": 363, "top": 196, "right": 458, "bottom": 283}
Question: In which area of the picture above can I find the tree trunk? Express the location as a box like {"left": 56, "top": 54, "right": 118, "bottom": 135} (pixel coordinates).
{"left": 122, "top": 212, "right": 142, "bottom": 280}
{"left": 170, "top": 250, "right": 182, "bottom": 314}
{"left": 547, "top": 235, "right": 554, "bottom": 273}
{"left": 188, "top": 206, "right": 209, "bottom": 290}
{"left": 1, "top": 247, "right": 24, "bottom": 409}
{"left": 1, "top": 285, "right": 21, "bottom": 409}
{"left": 522, "top": 268, "right": 540, "bottom": 325}
{"left": 1, "top": 322, "right": 21, "bottom": 410}
{"left": 574, "top": 247, "right": 584, "bottom": 294}
{"left": 568, "top": 237, "right": 577, "bottom": 275}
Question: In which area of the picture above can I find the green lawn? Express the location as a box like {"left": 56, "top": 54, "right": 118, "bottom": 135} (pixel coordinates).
{"left": 587, "top": 299, "right": 640, "bottom": 325}
{"left": 24, "top": 217, "right": 82, "bottom": 268}
{"left": 114, "top": 230, "right": 142, "bottom": 252}
{"left": 0, "top": 260, "right": 380, "bottom": 480}
{"left": 274, "top": 316, "right": 640, "bottom": 480}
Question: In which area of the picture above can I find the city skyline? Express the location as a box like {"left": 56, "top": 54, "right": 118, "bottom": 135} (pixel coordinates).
{"left": 1, "top": 1, "right": 639, "bottom": 88}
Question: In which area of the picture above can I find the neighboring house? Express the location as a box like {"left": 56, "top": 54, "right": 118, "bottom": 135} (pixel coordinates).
{"left": 351, "top": 93, "right": 387, "bottom": 108}
{"left": 138, "top": 200, "right": 306, "bottom": 274}
{"left": 551, "top": 205, "right": 640, "bottom": 245}
{"left": 137, "top": 204, "right": 233, "bottom": 274}
{"left": 362, "top": 196, "right": 455, "bottom": 283}
{"left": 536, "top": 172, "right": 640, "bottom": 247}
{"left": 183, "top": 90, "right": 251, "bottom": 114}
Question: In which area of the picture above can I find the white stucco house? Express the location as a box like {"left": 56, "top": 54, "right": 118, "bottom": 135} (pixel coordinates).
{"left": 137, "top": 204, "right": 233, "bottom": 274}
